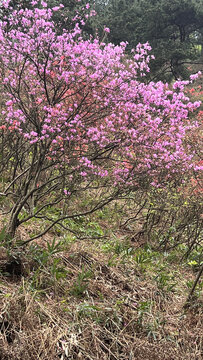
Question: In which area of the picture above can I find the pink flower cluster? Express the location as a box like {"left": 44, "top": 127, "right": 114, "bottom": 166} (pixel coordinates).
{"left": 0, "top": 0, "right": 202, "bottom": 189}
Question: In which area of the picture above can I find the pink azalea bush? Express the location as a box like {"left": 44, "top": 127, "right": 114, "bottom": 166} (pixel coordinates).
{"left": 0, "top": 0, "right": 201, "bottom": 240}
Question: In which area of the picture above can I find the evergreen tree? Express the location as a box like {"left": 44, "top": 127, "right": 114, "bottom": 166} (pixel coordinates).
{"left": 95, "top": 0, "right": 203, "bottom": 81}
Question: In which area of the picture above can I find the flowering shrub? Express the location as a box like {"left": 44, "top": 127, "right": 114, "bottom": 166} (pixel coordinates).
{"left": 0, "top": 0, "right": 202, "bottom": 241}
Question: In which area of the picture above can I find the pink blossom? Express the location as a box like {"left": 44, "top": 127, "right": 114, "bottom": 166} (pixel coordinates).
{"left": 41, "top": 1, "right": 47, "bottom": 8}
{"left": 190, "top": 71, "right": 202, "bottom": 81}
{"left": 104, "top": 27, "right": 110, "bottom": 33}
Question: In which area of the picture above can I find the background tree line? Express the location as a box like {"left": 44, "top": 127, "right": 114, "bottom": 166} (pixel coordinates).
{"left": 94, "top": 0, "right": 203, "bottom": 81}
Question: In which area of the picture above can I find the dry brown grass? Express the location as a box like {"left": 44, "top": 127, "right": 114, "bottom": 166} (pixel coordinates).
{"left": 0, "top": 235, "right": 202, "bottom": 360}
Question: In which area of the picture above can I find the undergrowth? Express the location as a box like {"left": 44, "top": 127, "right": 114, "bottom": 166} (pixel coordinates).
{"left": 0, "top": 201, "right": 202, "bottom": 359}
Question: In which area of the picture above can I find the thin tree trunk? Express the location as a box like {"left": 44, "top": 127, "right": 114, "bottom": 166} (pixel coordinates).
{"left": 184, "top": 263, "right": 203, "bottom": 307}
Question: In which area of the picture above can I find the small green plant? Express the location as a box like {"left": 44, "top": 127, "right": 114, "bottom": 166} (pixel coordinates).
{"left": 137, "top": 300, "right": 164, "bottom": 339}
{"left": 51, "top": 258, "right": 67, "bottom": 281}
{"left": 133, "top": 248, "right": 154, "bottom": 272}
{"left": 97, "top": 207, "right": 111, "bottom": 220}
{"left": 114, "top": 240, "right": 135, "bottom": 256}
{"left": 145, "top": 322, "right": 158, "bottom": 340}
{"left": 47, "top": 237, "right": 63, "bottom": 256}
{"left": 28, "top": 238, "right": 67, "bottom": 291}
{"left": 145, "top": 316, "right": 166, "bottom": 340}
{"left": 101, "top": 240, "right": 114, "bottom": 253}
{"left": 137, "top": 300, "right": 152, "bottom": 327}
{"left": 30, "top": 238, "right": 63, "bottom": 266}
{"left": 77, "top": 302, "right": 101, "bottom": 319}
{"left": 107, "top": 254, "right": 118, "bottom": 267}
{"left": 154, "top": 270, "right": 177, "bottom": 293}
{"left": 70, "top": 266, "right": 93, "bottom": 297}
{"left": 86, "top": 221, "right": 104, "bottom": 237}
{"left": 101, "top": 238, "right": 135, "bottom": 258}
